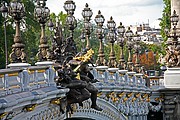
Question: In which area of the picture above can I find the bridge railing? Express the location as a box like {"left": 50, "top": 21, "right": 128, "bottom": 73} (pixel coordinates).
{"left": 146, "top": 76, "right": 164, "bottom": 89}
{"left": 28, "top": 66, "right": 51, "bottom": 90}
{"left": 93, "top": 66, "right": 147, "bottom": 90}
{"left": 87, "top": 65, "right": 151, "bottom": 119}
{"left": 0, "top": 65, "right": 57, "bottom": 97}
{"left": 0, "top": 68, "right": 24, "bottom": 96}
{"left": 0, "top": 63, "right": 70, "bottom": 120}
{"left": 83, "top": 65, "right": 161, "bottom": 119}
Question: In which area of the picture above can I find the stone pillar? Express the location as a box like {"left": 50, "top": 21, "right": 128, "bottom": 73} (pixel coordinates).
{"left": 171, "top": 0, "right": 180, "bottom": 28}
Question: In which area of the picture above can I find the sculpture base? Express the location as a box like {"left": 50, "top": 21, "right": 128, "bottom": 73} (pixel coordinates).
{"left": 8, "top": 63, "right": 31, "bottom": 68}
{"left": 35, "top": 61, "right": 54, "bottom": 66}
{"left": 164, "top": 67, "right": 180, "bottom": 89}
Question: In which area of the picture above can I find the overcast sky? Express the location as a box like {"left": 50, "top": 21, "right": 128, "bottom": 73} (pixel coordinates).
{"left": 46, "top": 0, "right": 164, "bottom": 27}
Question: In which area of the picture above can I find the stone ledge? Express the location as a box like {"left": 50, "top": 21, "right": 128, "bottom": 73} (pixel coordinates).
{"left": 0, "top": 87, "right": 69, "bottom": 113}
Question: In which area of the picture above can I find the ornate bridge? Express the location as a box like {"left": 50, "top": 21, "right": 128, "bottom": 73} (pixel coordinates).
{"left": 1, "top": 0, "right": 180, "bottom": 120}
{"left": 0, "top": 62, "right": 164, "bottom": 120}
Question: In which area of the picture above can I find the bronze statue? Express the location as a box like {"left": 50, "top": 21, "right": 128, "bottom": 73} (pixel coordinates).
{"left": 163, "top": 45, "right": 180, "bottom": 67}
{"left": 56, "top": 49, "right": 102, "bottom": 111}
{"left": 69, "top": 49, "right": 103, "bottom": 111}
{"left": 56, "top": 65, "right": 90, "bottom": 107}
{"left": 61, "top": 37, "right": 77, "bottom": 58}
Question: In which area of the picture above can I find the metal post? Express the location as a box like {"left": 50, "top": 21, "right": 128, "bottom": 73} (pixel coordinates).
{"left": 4, "top": 20, "right": 8, "bottom": 68}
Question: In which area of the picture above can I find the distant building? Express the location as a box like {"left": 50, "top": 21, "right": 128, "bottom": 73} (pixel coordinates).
{"left": 129, "top": 21, "right": 163, "bottom": 45}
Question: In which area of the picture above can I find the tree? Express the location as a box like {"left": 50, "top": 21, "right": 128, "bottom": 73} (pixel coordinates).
{"left": 137, "top": 51, "right": 156, "bottom": 70}
{"left": 159, "top": 0, "right": 171, "bottom": 54}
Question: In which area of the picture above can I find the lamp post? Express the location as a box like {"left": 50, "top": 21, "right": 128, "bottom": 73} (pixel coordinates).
{"left": 64, "top": 0, "right": 77, "bottom": 54}
{"left": 133, "top": 31, "right": 141, "bottom": 73}
{"left": 107, "top": 16, "right": 117, "bottom": 68}
{"left": 64, "top": 0, "right": 76, "bottom": 38}
{"left": 0, "top": 2, "right": 8, "bottom": 68}
{"left": 125, "top": 27, "right": 134, "bottom": 71}
{"left": 8, "top": 0, "right": 26, "bottom": 63}
{"left": 170, "top": 10, "right": 179, "bottom": 47}
{"left": 117, "top": 22, "right": 126, "bottom": 69}
{"left": 95, "top": 10, "right": 106, "bottom": 66}
{"left": 34, "top": 0, "right": 51, "bottom": 62}
{"left": 82, "top": 3, "right": 93, "bottom": 50}
{"left": 164, "top": 10, "right": 180, "bottom": 67}
{"left": 80, "top": 28, "right": 86, "bottom": 51}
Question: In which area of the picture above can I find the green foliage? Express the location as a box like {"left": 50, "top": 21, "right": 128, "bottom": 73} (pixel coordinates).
{"left": 159, "top": 0, "right": 171, "bottom": 54}
{"left": 21, "top": 0, "right": 40, "bottom": 65}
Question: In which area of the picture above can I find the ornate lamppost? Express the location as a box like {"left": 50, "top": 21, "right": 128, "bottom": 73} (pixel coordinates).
{"left": 164, "top": 10, "right": 180, "bottom": 67}
{"left": 133, "top": 31, "right": 141, "bottom": 73}
{"left": 64, "top": 0, "right": 77, "bottom": 54}
{"left": 125, "top": 27, "right": 134, "bottom": 71}
{"left": 117, "top": 22, "right": 126, "bottom": 69}
{"left": 82, "top": 3, "right": 93, "bottom": 50}
{"left": 107, "top": 16, "right": 117, "bottom": 68}
{"left": 34, "top": 0, "right": 51, "bottom": 61}
{"left": 64, "top": 0, "right": 77, "bottom": 38}
{"left": 170, "top": 10, "right": 179, "bottom": 47}
{"left": 0, "top": 2, "right": 8, "bottom": 68}
{"left": 8, "top": 0, "right": 26, "bottom": 63}
{"left": 95, "top": 10, "right": 106, "bottom": 66}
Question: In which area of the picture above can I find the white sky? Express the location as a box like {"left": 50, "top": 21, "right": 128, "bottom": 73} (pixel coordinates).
{"left": 46, "top": 0, "right": 164, "bottom": 28}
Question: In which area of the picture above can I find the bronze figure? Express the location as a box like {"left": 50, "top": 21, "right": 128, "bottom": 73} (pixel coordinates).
{"left": 56, "top": 49, "right": 102, "bottom": 111}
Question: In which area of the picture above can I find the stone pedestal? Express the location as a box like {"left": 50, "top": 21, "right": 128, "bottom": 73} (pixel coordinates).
{"left": 164, "top": 67, "right": 180, "bottom": 88}
{"left": 35, "top": 61, "right": 54, "bottom": 66}
{"left": 160, "top": 67, "right": 180, "bottom": 120}
{"left": 8, "top": 63, "right": 31, "bottom": 69}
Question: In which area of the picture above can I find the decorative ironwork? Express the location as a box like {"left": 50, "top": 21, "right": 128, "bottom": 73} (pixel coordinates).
{"left": 125, "top": 27, "right": 134, "bottom": 71}
{"left": 163, "top": 10, "right": 180, "bottom": 67}
{"left": 51, "top": 98, "right": 61, "bottom": 105}
{"left": 24, "top": 104, "right": 37, "bottom": 112}
{"left": 8, "top": 0, "right": 27, "bottom": 63}
{"left": 64, "top": 0, "right": 77, "bottom": 56}
{"left": 117, "top": 22, "right": 126, "bottom": 69}
{"left": 107, "top": 16, "right": 117, "bottom": 68}
{"left": 95, "top": 10, "right": 106, "bottom": 66}
{"left": 34, "top": 0, "right": 51, "bottom": 61}
{"left": 133, "top": 31, "right": 141, "bottom": 73}
{"left": 82, "top": 3, "right": 93, "bottom": 50}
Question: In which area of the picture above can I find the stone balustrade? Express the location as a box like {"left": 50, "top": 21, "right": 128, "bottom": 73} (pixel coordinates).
{"left": 0, "top": 63, "right": 164, "bottom": 120}
{"left": 0, "top": 66, "right": 56, "bottom": 96}
{"left": 89, "top": 65, "right": 157, "bottom": 120}
{"left": 0, "top": 64, "right": 69, "bottom": 120}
